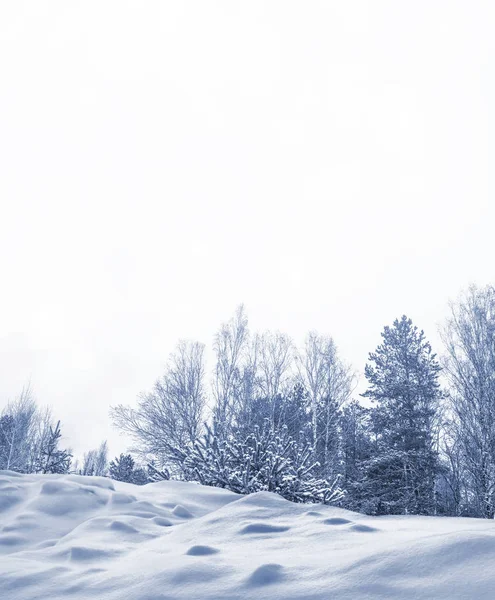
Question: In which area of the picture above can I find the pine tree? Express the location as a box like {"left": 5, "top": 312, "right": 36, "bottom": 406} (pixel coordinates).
{"left": 361, "top": 316, "right": 441, "bottom": 515}
{"left": 109, "top": 453, "right": 149, "bottom": 485}
{"left": 38, "top": 421, "right": 72, "bottom": 474}
{"left": 109, "top": 453, "right": 136, "bottom": 482}
{"left": 174, "top": 419, "right": 344, "bottom": 504}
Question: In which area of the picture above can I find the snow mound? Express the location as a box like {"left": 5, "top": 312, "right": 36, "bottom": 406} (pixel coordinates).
{"left": 2, "top": 470, "right": 495, "bottom": 599}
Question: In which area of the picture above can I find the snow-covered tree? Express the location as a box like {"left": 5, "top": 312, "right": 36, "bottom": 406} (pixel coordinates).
{"left": 37, "top": 420, "right": 72, "bottom": 474}
{"left": 147, "top": 461, "right": 170, "bottom": 481}
{"left": 441, "top": 285, "right": 495, "bottom": 517}
{"left": 174, "top": 420, "right": 344, "bottom": 504}
{"left": 81, "top": 441, "right": 108, "bottom": 476}
{"left": 109, "top": 453, "right": 148, "bottom": 485}
{"left": 0, "top": 388, "right": 73, "bottom": 476}
{"left": 361, "top": 316, "right": 441, "bottom": 515}
{"left": 212, "top": 305, "right": 251, "bottom": 433}
{"left": 297, "top": 332, "right": 354, "bottom": 480}
{"left": 340, "top": 401, "right": 374, "bottom": 510}
{"left": 256, "top": 331, "right": 294, "bottom": 401}
{"left": 0, "top": 387, "right": 41, "bottom": 472}
{"left": 109, "top": 453, "right": 135, "bottom": 482}
{"left": 111, "top": 340, "right": 207, "bottom": 474}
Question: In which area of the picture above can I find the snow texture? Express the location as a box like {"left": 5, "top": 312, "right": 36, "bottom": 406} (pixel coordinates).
{"left": 2, "top": 470, "right": 495, "bottom": 599}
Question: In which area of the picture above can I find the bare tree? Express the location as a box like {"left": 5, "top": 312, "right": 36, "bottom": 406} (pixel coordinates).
{"left": 0, "top": 385, "right": 42, "bottom": 472}
{"left": 212, "top": 310, "right": 297, "bottom": 433}
{"left": 26, "top": 404, "right": 54, "bottom": 473}
{"left": 257, "top": 331, "right": 294, "bottom": 400}
{"left": 111, "top": 340, "right": 207, "bottom": 474}
{"left": 298, "top": 332, "right": 329, "bottom": 447}
{"left": 212, "top": 305, "right": 250, "bottom": 431}
{"left": 297, "top": 332, "right": 354, "bottom": 477}
{"left": 81, "top": 440, "right": 109, "bottom": 476}
{"left": 441, "top": 284, "right": 495, "bottom": 517}
{"left": 439, "top": 417, "right": 465, "bottom": 516}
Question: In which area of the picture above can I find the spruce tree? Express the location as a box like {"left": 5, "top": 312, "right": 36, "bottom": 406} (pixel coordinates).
{"left": 109, "top": 453, "right": 149, "bottom": 485}
{"left": 38, "top": 421, "right": 72, "bottom": 474}
{"left": 361, "top": 315, "right": 441, "bottom": 515}
{"left": 109, "top": 453, "right": 136, "bottom": 482}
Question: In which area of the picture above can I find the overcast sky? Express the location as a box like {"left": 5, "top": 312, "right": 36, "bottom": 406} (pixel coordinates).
{"left": 1, "top": 1, "right": 494, "bottom": 459}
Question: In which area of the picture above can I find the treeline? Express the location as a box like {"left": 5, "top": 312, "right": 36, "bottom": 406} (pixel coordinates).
{"left": 0, "top": 402, "right": 150, "bottom": 485}
{"left": 4, "top": 284, "right": 495, "bottom": 518}
{"left": 111, "top": 307, "right": 353, "bottom": 504}
{"left": 111, "top": 284, "right": 495, "bottom": 517}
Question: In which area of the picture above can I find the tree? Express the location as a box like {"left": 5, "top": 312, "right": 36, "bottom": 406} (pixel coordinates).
{"left": 297, "top": 332, "right": 354, "bottom": 479}
{"left": 147, "top": 461, "right": 170, "bottom": 481}
{"left": 0, "top": 386, "right": 38, "bottom": 472}
{"left": 109, "top": 453, "right": 148, "bottom": 485}
{"left": 436, "top": 419, "right": 466, "bottom": 516}
{"left": 361, "top": 316, "right": 441, "bottom": 515}
{"left": 174, "top": 420, "right": 344, "bottom": 504}
{"left": 340, "top": 401, "right": 373, "bottom": 510}
{"left": 26, "top": 405, "right": 55, "bottom": 474}
{"left": 81, "top": 441, "right": 108, "bottom": 476}
{"left": 37, "top": 421, "right": 72, "bottom": 474}
{"left": 237, "top": 383, "right": 310, "bottom": 444}
{"left": 0, "top": 386, "right": 59, "bottom": 474}
{"left": 109, "top": 453, "right": 135, "bottom": 482}
{"left": 0, "top": 414, "right": 15, "bottom": 470}
{"left": 111, "top": 340, "right": 207, "bottom": 475}
{"left": 212, "top": 305, "right": 250, "bottom": 433}
{"left": 441, "top": 285, "right": 495, "bottom": 517}
{"left": 256, "top": 331, "right": 294, "bottom": 401}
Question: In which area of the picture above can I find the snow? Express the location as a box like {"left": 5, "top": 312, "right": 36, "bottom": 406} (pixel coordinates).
{"left": 2, "top": 472, "right": 495, "bottom": 599}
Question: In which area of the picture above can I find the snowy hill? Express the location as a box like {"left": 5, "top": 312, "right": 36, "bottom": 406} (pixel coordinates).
{"left": 2, "top": 472, "right": 495, "bottom": 599}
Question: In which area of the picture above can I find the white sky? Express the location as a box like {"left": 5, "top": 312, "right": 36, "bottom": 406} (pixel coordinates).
{"left": 1, "top": 1, "right": 494, "bottom": 460}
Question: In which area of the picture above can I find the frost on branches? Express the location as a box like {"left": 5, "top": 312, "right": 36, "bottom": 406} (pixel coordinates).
{"left": 174, "top": 419, "right": 344, "bottom": 505}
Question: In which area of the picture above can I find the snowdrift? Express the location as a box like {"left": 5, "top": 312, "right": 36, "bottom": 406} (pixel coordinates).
{"left": 2, "top": 471, "right": 495, "bottom": 599}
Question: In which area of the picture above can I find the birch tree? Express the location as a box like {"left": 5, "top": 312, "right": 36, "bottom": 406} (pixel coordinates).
{"left": 441, "top": 285, "right": 495, "bottom": 517}
{"left": 297, "top": 332, "right": 354, "bottom": 478}
{"left": 212, "top": 305, "right": 250, "bottom": 432}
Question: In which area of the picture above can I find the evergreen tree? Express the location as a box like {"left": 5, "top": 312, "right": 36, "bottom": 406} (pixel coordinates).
{"left": 38, "top": 421, "right": 72, "bottom": 474}
{"left": 109, "top": 453, "right": 136, "bottom": 482}
{"left": 130, "top": 466, "right": 149, "bottom": 485}
{"left": 109, "top": 453, "right": 149, "bottom": 485}
{"left": 361, "top": 316, "right": 441, "bottom": 515}
{"left": 174, "top": 419, "right": 344, "bottom": 504}
{"left": 236, "top": 384, "right": 311, "bottom": 444}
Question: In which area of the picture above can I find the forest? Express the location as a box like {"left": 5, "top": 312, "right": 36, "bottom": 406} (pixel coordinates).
{"left": 2, "top": 283, "right": 495, "bottom": 518}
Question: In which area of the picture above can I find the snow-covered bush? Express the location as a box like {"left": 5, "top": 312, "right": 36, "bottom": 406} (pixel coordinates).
{"left": 174, "top": 420, "right": 344, "bottom": 504}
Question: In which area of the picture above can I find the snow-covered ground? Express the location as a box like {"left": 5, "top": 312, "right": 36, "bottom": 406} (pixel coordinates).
{"left": 2, "top": 472, "right": 495, "bottom": 599}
